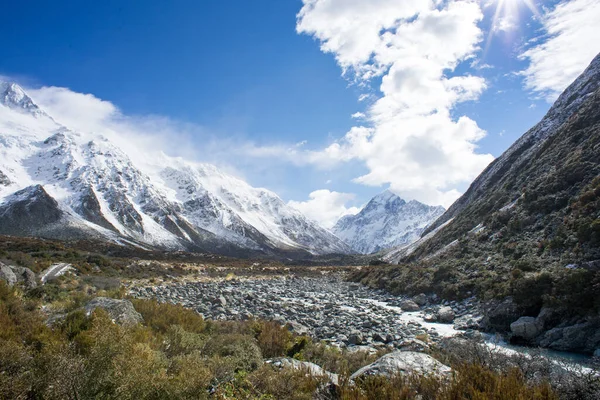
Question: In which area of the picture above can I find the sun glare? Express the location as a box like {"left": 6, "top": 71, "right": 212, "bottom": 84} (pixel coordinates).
{"left": 485, "top": 0, "right": 540, "bottom": 56}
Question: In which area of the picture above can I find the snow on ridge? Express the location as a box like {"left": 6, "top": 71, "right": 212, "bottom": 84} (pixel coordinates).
{"left": 0, "top": 82, "right": 350, "bottom": 255}
{"left": 333, "top": 190, "right": 445, "bottom": 254}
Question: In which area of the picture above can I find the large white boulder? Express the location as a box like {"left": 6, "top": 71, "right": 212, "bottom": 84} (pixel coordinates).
{"left": 350, "top": 351, "right": 451, "bottom": 380}
{"left": 85, "top": 297, "right": 143, "bottom": 326}
{"left": 268, "top": 358, "right": 339, "bottom": 385}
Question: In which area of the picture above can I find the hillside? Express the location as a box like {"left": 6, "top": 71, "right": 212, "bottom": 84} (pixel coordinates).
{"left": 352, "top": 53, "right": 600, "bottom": 354}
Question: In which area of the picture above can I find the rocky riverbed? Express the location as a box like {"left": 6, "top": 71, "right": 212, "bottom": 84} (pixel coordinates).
{"left": 129, "top": 273, "right": 484, "bottom": 350}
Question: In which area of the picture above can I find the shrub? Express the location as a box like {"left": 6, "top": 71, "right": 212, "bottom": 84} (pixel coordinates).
{"left": 255, "top": 320, "right": 293, "bottom": 358}
{"left": 132, "top": 299, "right": 206, "bottom": 335}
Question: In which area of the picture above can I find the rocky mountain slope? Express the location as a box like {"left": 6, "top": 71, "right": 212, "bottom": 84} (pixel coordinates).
{"left": 0, "top": 82, "right": 351, "bottom": 257}
{"left": 332, "top": 190, "right": 444, "bottom": 254}
{"left": 354, "top": 53, "right": 600, "bottom": 354}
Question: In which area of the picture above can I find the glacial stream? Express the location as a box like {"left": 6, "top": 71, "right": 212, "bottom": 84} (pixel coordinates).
{"left": 129, "top": 273, "right": 594, "bottom": 370}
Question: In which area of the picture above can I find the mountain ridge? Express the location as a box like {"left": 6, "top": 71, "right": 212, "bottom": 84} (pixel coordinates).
{"left": 0, "top": 82, "right": 352, "bottom": 258}
{"left": 332, "top": 190, "right": 444, "bottom": 254}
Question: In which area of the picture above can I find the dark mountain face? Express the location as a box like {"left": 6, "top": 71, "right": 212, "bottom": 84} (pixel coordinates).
{"left": 0, "top": 170, "right": 10, "bottom": 186}
{"left": 354, "top": 53, "right": 600, "bottom": 354}
{"left": 423, "top": 52, "right": 600, "bottom": 240}
{"left": 409, "top": 53, "right": 600, "bottom": 264}
{"left": 0, "top": 185, "right": 64, "bottom": 235}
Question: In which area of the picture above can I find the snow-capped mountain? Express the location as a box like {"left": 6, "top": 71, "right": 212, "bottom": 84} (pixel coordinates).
{"left": 0, "top": 82, "right": 351, "bottom": 257}
{"left": 332, "top": 190, "right": 445, "bottom": 254}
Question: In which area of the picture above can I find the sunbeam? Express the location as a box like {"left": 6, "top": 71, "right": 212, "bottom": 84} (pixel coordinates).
{"left": 484, "top": 0, "right": 540, "bottom": 57}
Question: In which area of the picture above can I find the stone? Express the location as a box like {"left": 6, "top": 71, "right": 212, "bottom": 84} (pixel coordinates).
{"left": 286, "top": 321, "right": 310, "bottom": 336}
{"left": 350, "top": 351, "right": 451, "bottom": 380}
{"left": 453, "top": 314, "right": 482, "bottom": 331}
{"left": 437, "top": 306, "right": 455, "bottom": 324}
{"left": 396, "top": 338, "right": 430, "bottom": 353}
{"left": 412, "top": 293, "right": 428, "bottom": 306}
{"left": 12, "top": 266, "right": 37, "bottom": 289}
{"left": 510, "top": 317, "right": 542, "bottom": 340}
{"left": 538, "top": 320, "right": 600, "bottom": 354}
{"left": 0, "top": 263, "right": 18, "bottom": 287}
{"left": 423, "top": 313, "right": 437, "bottom": 322}
{"left": 400, "top": 300, "right": 420, "bottom": 312}
{"left": 594, "top": 349, "right": 600, "bottom": 358}
{"left": 481, "top": 297, "right": 520, "bottom": 332}
{"left": 268, "top": 357, "right": 339, "bottom": 385}
{"left": 347, "top": 345, "right": 378, "bottom": 355}
{"left": 85, "top": 297, "right": 144, "bottom": 326}
{"left": 536, "top": 307, "right": 558, "bottom": 330}
{"left": 348, "top": 331, "right": 364, "bottom": 345}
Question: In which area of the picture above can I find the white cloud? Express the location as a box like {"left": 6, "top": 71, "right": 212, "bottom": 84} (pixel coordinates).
{"left": 288, "top": 190, "right": 360, "bottom": 229}
{"left": 519, "top": 0, "right": 600, "bottom": 101}
{"left": 25, "top": 85, "right": 233, "bottom": 173}
{"left": 351, "top": 112, "right": 366, "bottom": 119}
{"left": 492, "top": 15, "right": 516, "bottom": 33}
{"left": 296, "top": 0, "right": 494, "bottom": 207}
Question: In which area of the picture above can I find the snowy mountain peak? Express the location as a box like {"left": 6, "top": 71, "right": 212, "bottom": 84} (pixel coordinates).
{"left": 332, "top": 191, "right": 445, "bottom": 254}
{"left": 0, "top": 83, "right": 351, "bottom": 257}
{"left": 0, "top": 81, "right": 46, "bottom": 117}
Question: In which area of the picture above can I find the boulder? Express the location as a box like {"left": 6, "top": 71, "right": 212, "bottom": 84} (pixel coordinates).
{"left": 536, "top": 307, "right": 559, "bottom": 330}
{"left": 85, "top": 297, "right": 144, "bottom": 326}
{"left": 350, "top": 351, "right": 451, "bottom": 380}
{"left": 412, "top": 294, "right": 428, "bottom": 306}
{"left": 348, "top": 331, "right": 364, "bottom": 345}
{"left": 437, "top": 306, "right": 455, "bottom": 323}
{"left": 423, "top": 313, "right": 437, "bottom": 322}
{"left": 0, "top": 262, "right": 37, "bottom": 289}
{"left": 268, "top": 358, "right": 339, "bottom": 385}
{"left": 286, "top": 321, "right": 310, "bottom": 336}
{"left": 12, "top": 266, "right": 38, "bottom": 289}
{"left": 396, "top": 338, "right": 430, "bottom": 353}
{"left": 510, "top": 317, "right": 542, "bottom": 340}
{"left": 347, "top": 345, "right": 378, "bottom": 355}
{"left": 453, "top": 314, "right": 482, "bottom": 330}
{"left": 400, "top": 300, "right": 420, "bottom": 312}
{"left": 538, "top": 320, "right": 600, "bottom": 354}
{"left": 0, "top": 263, "right": 18, "bottom": 287}
{"left": 481, "top": 297, "right": 520, "bottom": 332}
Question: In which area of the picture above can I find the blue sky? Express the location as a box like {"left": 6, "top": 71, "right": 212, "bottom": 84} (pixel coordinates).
{"left": 1, "top": 0, "right": 599, "bottom": 227}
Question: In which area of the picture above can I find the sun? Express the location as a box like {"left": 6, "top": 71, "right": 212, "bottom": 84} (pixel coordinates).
{"left": 484, "top": 0, "right": 540, "bottom": 55}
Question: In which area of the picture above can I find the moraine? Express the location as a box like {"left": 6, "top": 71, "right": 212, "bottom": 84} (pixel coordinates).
{"left": 129, "top": 273, "right": 592, "bottom": 367}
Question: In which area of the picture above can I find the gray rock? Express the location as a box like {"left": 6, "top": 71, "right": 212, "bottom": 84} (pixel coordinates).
{"left": 85, "top": 297, "right": 144, "bottom": 326}
{"left": 350, "top": 351, "right": 451, "bottom": 380}
{"left": 396, "top": 338, "right": 430, "bottom": 352}
{"left": 538, "top": 320, "right": 600, "bottom": 354}
{"left": 0, "top": 263, "right": 18, "bottom": 287}
{"left": 12, "top": 266, "right": 37, "bottom": 289}
{"left": 400, "top": 300, "right": 420, "bottom": 312}
{"left": 453, "top": 314, "right": 482, "bottom": 331}
{"left": 268, "top": 357, "right": 339, "bottom": 385}
{"left": 510, "top": 317, "right": 542, "bottom": 340}
{"left": 413, "top": 293, "right": 428, "bottom": 306}
{"left": 481, "top": 297, "right": 519, "bottom": 332}
{"left": 286, "top": 321, "right": 310, "bottom": 336}
{"left": 348, "top": 331, "right": 364, "bottom": 345}
{"left": 437, "top": 306, "right": 455, "bottom": 324}
{"left": 536, "top": 307, "right": 558, "bottom": 330}
{"left": 423, "top": 313, "right": 437, "bottom": 322}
